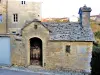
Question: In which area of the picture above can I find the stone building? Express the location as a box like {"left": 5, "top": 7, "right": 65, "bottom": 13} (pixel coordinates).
{"left": 0, "top": 0, "right": 94, "bottom": 72}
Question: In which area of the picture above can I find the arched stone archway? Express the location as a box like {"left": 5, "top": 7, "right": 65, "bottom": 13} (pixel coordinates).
{"left": 30, "top": 37, "right": 42, "bottom": 66}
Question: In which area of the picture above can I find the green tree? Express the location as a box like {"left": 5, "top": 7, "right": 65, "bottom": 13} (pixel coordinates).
{"left": 95, "top": 31, "right": 100, "bottom": 39}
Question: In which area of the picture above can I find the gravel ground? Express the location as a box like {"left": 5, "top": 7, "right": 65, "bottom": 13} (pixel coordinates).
{"left": 0, "top": 66, "right": 90, "bottom": 75}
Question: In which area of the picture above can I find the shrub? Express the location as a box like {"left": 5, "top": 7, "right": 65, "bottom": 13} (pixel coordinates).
{"left": 95, "top": 31, "right": 100, "bottom": 39}
{"left": 91, "top": 45, "right": 100, "bottom": 75}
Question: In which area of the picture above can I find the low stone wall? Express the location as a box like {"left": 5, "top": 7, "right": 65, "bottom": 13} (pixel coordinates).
{"left": 11, "top": 35, "right": 26, "bottom": 66}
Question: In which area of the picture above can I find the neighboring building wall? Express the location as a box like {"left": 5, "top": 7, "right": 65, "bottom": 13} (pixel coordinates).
{"left": 7, "top": 0, "right": 41, "bottom": 33}
{"left": 69, "top": 16, "right": 78, "bottom": 22}
{"left": 0, "top": 0, "right": 7, "bottom": 33}
{"left": 95, "top": 16, "right": 100, "bottom": 24}
{"left": 90, "top": 16, "right": 96, "bottom": 21}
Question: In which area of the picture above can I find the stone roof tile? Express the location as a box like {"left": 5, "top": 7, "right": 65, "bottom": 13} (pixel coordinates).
{"left": 42, "top": 22, "right": 95, "bottom": 41}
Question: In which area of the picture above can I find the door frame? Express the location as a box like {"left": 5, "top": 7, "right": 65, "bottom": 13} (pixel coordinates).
{"left": 26, "top": 36, "right": 45, "bottom": 67}
{"left": 30, "top": 37, "right": 42, "bottom": 66}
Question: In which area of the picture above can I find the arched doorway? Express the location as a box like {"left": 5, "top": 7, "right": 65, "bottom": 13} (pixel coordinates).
{"left": 30, "top": 37, "right": 42, "bottom": 66}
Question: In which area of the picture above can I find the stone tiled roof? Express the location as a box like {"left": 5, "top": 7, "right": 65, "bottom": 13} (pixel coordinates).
{"left": 42, "top": 22, "right": 95, "bottom": 41}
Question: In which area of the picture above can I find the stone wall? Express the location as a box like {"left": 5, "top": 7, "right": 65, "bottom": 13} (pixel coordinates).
{"left": 11, "top": 22, "right": 49, "bottom": 66}
{"left": 11, "top": 35, "right": 26, "bottom": 66}
{"left": 0, "top": 1, "right": 7, "bottom": 33}
{"left": 11, "top": 22, "right": 93, "bottom": 72}
{"left": 45, "top": 41, "right": 93, "bottom": 72}
{"left": 0, "top": 0, "right": 41, "bottom": 34}
{"left": 7, "top": 0, "right": 41, "bottom": 33}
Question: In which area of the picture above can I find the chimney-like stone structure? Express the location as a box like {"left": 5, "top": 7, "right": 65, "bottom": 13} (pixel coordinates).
{"left": 78, "top": 5, "right": 92, "bottom": 27}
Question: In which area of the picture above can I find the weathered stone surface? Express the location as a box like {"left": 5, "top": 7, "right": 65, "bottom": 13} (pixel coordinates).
{"left": 42, "top": 22, "right": 95, "bottom": 41}
{"left": 0, "top": 1, "right": 94, "bottom": 73}
{"left": 11, "top": 35, "right": 26, "bottom": 66}
{"left": 0, "top": 1, "right": 7, "bottom": 33}
{"left": 7, "top": 0, "right": 41, "bottom": 33}
{"left": 11, "top": 21, "right": 93, "bottom": 72}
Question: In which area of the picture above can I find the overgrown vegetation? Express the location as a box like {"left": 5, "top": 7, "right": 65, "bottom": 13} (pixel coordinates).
{"left": 95, "top": 31, "right": 100, "bottom": 39}
{"left": 91, "top": 44, "right": 100, "bottom": 75}
{"left": 90, "top": 20, "right": 100, "bottom": 75}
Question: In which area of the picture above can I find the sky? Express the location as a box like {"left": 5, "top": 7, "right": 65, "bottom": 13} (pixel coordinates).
{"left": 22, "top": 0, "right": 100, "bottom": 18}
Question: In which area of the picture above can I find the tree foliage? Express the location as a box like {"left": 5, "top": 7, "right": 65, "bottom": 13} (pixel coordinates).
{"left": 95, "top": 31, "right": 100, "bottom": 39}
{"left": 91, "top": 45, "right": 100, "bottom": 75}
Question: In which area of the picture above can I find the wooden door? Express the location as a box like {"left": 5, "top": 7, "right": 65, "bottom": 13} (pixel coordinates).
{"left": 30, "top": 38, "right": 42, "bottom": 66}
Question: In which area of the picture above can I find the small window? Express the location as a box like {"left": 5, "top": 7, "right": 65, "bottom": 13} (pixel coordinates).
{"left": 0, "top": 14, "right": 2, "bottom": 23}
{"left": 21, "top": 1, "right": 23, "bottom": 4}
{"left": 24, "top": 1, "right": 25, "bottom": 4}
{"left": 34, "top": 25, "right": 37, "bottom": 29}
{"left": 21, "top": 1, "right": 25, "bottom": 4}
{"left": 12, "top": 31, "right": 16, "bottom": 34}
{"left": 13, "top": 14, "right": 18, "bottom": 22}
{"left": 66, "top": 45, "right": 70, "bottom": 53}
